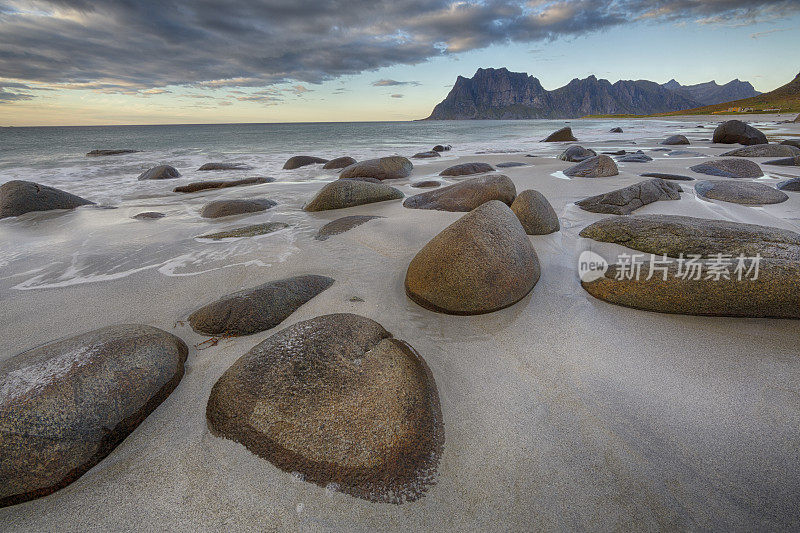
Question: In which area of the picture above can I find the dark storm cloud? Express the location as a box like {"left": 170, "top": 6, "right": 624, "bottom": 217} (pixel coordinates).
{"left": 0, "top": 0, "right": 798, "bottom": 97}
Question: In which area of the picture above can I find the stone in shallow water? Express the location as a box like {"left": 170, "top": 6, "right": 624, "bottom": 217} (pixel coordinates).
{"left": 189, "top": 275, "right": 334, "bottom": 336}
{"left": 339, "top": 156, "right": 413, "bottom": 181}
{"left": 283, "top": 155, "right": 329, "bottom": 169}
{"left": 199, "top": 198, "right": 277, "bottom": 218}
{"left": 439, "top": 162, "right": 494, "bottom": 176}
{"left": 173, "top": 177, "right": 272, "bottom": 193}
{"left": 197, "top": 162, "right": 252, "bottom": 171}
{"left": 0, "top": 325, "right": 187, "bottom": 507}
{"left": 132, "top": 211, "right": 166, "bottom": 220}
{"left": 403, "top": 174, "right": 516, "bottom": 212}
{"left": 640, "top": 172, "right": 694, "bottom": 181}
{"left": 576, "top": 178, "right": 682, "bottom": 215}
{"left": 322, "top": 156, "right": 357, "bottom": 169}
{"left": 721, "top": 144, "right": 800, "bottom": 158}
{"left": 206, "top": 313, "right": 443, "bottom": 503}
{"left": 304, "top": 180, "right": 403, "bottom": 211}
{"left": 405, "top": 200, "right": 540, "bottom": 315}
{"left": 690, "top": 159, "right": 763, "bottom": 178}
{"left": 137, "top": 165, "right": 181, "bottom": 180}
{"left": 695, "top": 180, "right": 787, "bottom": 205}
{"left": 0, "top": 180, "right": 94, "bottom": 219}
{"left": 563, "top": 155, "right": 619, "bottom": 178}
{"left": 712, "top": 120, "right": 767, "bottom": 145}
{"left": 432, "top": 144, "right": 451, "bottom": 152}
{"left": 609, "top": 127, "right": 623, "bottom": 133}
{"left": 510, "top": 189, "right": 559, "bottom": 235}
{"left": 315, "top": 215, "right": 384, "bottom": 241}
{"left": 541, "top": 126, "right": 576, "bottom": 142}
{"left": 197, "top": 222, "right": 289, "bottom": 240}
{"left": 86, "top": 149, "right": 140, "bottom": 156}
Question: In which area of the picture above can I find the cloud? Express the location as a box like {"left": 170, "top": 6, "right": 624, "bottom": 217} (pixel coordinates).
{"left": 372, "top": 79, "right": 420, "bottom": 87}
{"left": 0, "top": 0, "right": 798, "bottom": 105}
{"left": 290, "top": 85, "right": 312, "bottom": 95}
{"left": 750, "top": 27, "right": 793, "bottom": 39}
{"left": 0, "top": 88, "right": 34, "bottom": 101}
{"left": 390, "top": 93, "right": 404, "bottom": 98}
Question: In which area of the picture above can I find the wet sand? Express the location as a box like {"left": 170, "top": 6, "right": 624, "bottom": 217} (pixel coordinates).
{"left": 1, "top": 116, "right": 799, "bottom": 531}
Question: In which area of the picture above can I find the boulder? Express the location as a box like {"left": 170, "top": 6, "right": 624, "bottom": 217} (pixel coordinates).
{"left": 496, "top": 162, "right": 526, "bottom": 168}
{"left": 0, "top": 325, "right": 187, "bottom": 507}
{"left": 616, "top": 151, "right": 653, "bottom": 163}
{"left": 199, "top": 198, "right": 276, "bottom": 218}
{"left": 188, "top": 275, "right": 334, "bottom": 336}
{"left": 640, "top": 172, "right": 694, "bottom": 181}
{"left": 781, "top": 139, "right": 800, "bottom": 149}
{"left": 580, "top": 214, "right": 800, "bottom": 261}
{"left": 712, "top": 120, "right": 768, "bottom": 145}
{"left": 0, "top": 180, "right": 94, "bottom": 219}
{"left": 563, "top": 155, "right": 619, "bottom": 178}
{"left": 174, "top": 177, "right": 273, "bottom": 193}
{"left": 432, "top": 144, "right": 452, "bottom": 152}
{"left": 137, "top": 165, "right": 181, "bottom": 181}
{"left": 405, "top": 201, "right": 540, "bottom": 315}
{"left": 777, "top": 178, "right": 800, "bottom": 191}
{"left": 764, "top": 156, "right": 800, "bottom": 167}
{"left": 315, "top": 215, "right": 384, "bottom": 241}
{"left": 283, "top": 156, "right": 329, "bottom": 170}
{"left": 690, "top": 159, "right": 763, "bottom": 178}
{"left": 510, "top": 190, "right": 559, "bottom": 235}
{"left": 132, "top": 211, "right": 165, "bottom": 220}
{"left": 558, "top": 146, "right": 597, "bottom": 162}
{"left": 609, "top": 127, "right": 623, "bottom": 133}
{"left": 541, "top": 127, "right": 577, "bottom": 142}
{"left": 661, "top": 135, "right": 690, "bottom": 145}
{"left": 721, "top": 144, "right": 800, "bottom": 158}
{"left": 304, "top": 180, "right": 403, "bottom": 212}
{"left": 322, "top": 157, "right": 357, "bottom": 169}
{"left": 197, "top": 163, "right": 252, "bottom": 171}
{"left": 576, "top": 178, "right": 682, "bottom": 215}
{"left": 197, "top": 222, "right": 290, "bottom": 240}
{"left": 339, "top": 156, "right": 413, "bottom": 181}
{"left": 403, "top": 174, "right": 516, "bottom": 212}
{"left": 666, "top": 150, "right": 704, "bottom": 157}
{"left": 86, "top": 149, "right": 140, "bottom": 157}
{"left": 602, "top": 150, "right": 626, "bottom": 156}
{"left": 412, "top": 151, "right": 440, "bottom": 159}
{"left": 695, "top": 180, "right": 787, "bottom": 205}
{"left": 206, "top": 313, "right": 443, "bottom": 503}
{"left": 439, "top": 162, "right": 494, "bottom": 176}
{"left": 411, "top": 180, "right": 442, "bottom": 188}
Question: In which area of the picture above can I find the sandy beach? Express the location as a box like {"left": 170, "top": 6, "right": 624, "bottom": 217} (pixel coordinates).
{"left": 1, "top": 115, "right": 799, "bottom": 531}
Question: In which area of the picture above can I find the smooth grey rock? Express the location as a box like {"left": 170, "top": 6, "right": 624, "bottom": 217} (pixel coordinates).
{"left": 304, "top": 180, "right": 403, "bottom": 211}
{"left": 640, "top": 173, "right": 695, "bottom": 181}
{"left": 510, "top": 190, "right": 559, "bottom": 235}
{"left": 721, "top": 144, "right": 800, "bottom": 158}
{"left": 661, "top": 135, "right": 690, "bottom": 145}
{"left": 541, "top": 127, "right": 577, "bottom": 142}
{"left": 403, "top": 174, "right": 516, "bottom": 212}
{"left": 283, "top": 156, "right": 329, "bottom": 169}
{"left": 0, "top": 180, "right": 94, "bottom": 219}
{"left": 564, "top": 155, "right": 619, "bottom": 178}
{"left": 339, "top": 156, "right": 413, "bottom": 181}
{"left": 174, "top": 177, "right": 272, "bottom": 193}
{"left": 137, "top": 165, "right": 180, "bottom": 181}
{"left": 712, "top": 120, "right": 767, "bottom": 145}
{"left": 576, "top": 178, "right": 682, "bottom": 215}
{"left": 695, "top": 180, "right": 787, "bottom": 205}
{"left": 690, "top": 159, "right": 763, "bottom": 178}
{"left": 315, "top": 215, "right": 384, "bottom": 241}
{"left": 558, "top": 146, "right": 597, "bottom": 162}
{"left": 322, "top": 157, "right": 357, "bottom": 169}
{"left": 199, "top": 199, "right": 276, "bottom": 218}
{"left": 440, "top": 162, "right": 494, "bottom": 176}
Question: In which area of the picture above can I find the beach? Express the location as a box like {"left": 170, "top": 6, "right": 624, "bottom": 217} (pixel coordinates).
{"left": 1, "top": 115, "right": 799, "bottom": 531}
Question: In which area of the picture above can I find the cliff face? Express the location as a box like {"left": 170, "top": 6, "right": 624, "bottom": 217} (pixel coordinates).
{"left": 662, "top": 79, "right": 761, "bottom": 106}
{"left": 425, "top": 68, "right": 756, "bottom": 119}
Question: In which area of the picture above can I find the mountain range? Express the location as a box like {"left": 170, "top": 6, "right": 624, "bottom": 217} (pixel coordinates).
{"left": 425, "top": 68, "right": 760, "bottom": 120}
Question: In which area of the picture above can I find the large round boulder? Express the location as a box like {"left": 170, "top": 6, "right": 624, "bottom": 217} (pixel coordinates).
{"left": 283, "top": 156, "right": 329, "bottom": 170}
{"left": 200, "top": 198, "right": 276, "bottom": 218}
{"left": 0, "top": 325, "right": 187, "bottom": 507}
{"left": 188, "top": 275, "right": 334, "bottom": 336}
{"left": 405, "top": 200, "right": 540, "bottom": 315}
{"left": 322, "top": 156, "right": 357, "bottom": 169}
{"left": 695, "top": 180, "right": 788, "bottom": 205}
{"left": 206, "top": 313, "right": 443, "bottom": 503}
{"left": 661, "top": 135, "right": 690, "bottom": 146}
{"left": 690, "top": 159, "right": 763, "bottom": 178}
{"left": 137, "top": 165, "right": 180, "bottom": 181}
{"left": 0, "top": 180, "right": 94, "bottom": 219}
{"left": 403, "top": 174, "right": 516, "bottom": 212}
{"left": 339, "top": 156, "right": 413, "bottom": 181}
{"left": 541, "top": 126, "right": 577, "bottom": 142}
{"left": 510, "top": 190, "right": 559, "bottom": 235}
{"left": 563, "top": 155, "right": 619, "bottom": 178}
{"left": 712, "top": 120, "right": 767, "bottom": 145}
{"left": 439, "top": 162, "right": 494, "bottom": 176}
{"left": 304, "top": 180, "right": 403, "bottom": 211}
{"left": 558, "top": 145, "right": 596, "bottom": 162}
{"left": 721, "top": 144, "right": 800, "bottom": 158}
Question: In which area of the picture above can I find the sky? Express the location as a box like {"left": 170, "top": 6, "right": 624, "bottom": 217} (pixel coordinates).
{"left": 0, "top": 0, "right": 799, "bottom": 126}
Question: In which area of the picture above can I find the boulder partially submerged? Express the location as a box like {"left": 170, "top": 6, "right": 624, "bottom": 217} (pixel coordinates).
{"left": 0, "top": 180, "right": 94, "bottom": 219}
{"left": 137, "top": 165, "right": 181, "bottom": 180}
{"left": 322, "top": 156, "right": 357, "bottom": 169}
{"left": 197, "top": 222, "right": 289, "bottom": 240}
{"left": 198, "top": 163, "right": 252, "bottom": 171}
{"left": 86, "top": 149, "right": 140, "bottom": 157}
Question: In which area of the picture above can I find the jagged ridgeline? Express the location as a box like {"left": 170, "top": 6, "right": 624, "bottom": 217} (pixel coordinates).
{"left": 425, "top": 67, "right": 759, "bottom": 120}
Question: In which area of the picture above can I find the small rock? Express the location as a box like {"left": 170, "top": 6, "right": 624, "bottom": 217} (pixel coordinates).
{"left": 200, "top": 199, "right": 276, "bottom": 218}
{"left": 541, "top": 127, "right": 577, "bottom": 142}
{"left": 86, "top": 149, "right": 140, "bottom": 157}
{"left": 558, "top": 145, "right": 597, "bottom": 162}
{"left": 283, "top": 156, "right": 329, "bottom": 170}
{"left": 439, "top": 162, "right": 494, "bottom": 176}
{"left": 304, "top": 180, "right": 403, "bottom": 212}
{"left": 197, "top": 222, "right": 290, "bottom": 240}
{"left": 495, "top": 162, "right": 526, "bottom": 168}
{"left": 666, "top": 150, "right": 704, "bottom": 157}
{"left": 189, "top": 275, "right": 334, "bottom": 336}
{"left": 198, "top": 163, "right": 252, "bottom": 171}
{"left": 690, "top": 159, "right": 763, "bottom": 178}
{"left": 339, "top": 156, "right": 413, "bottom": 181}
{"left": 411, "top": 180, "right": 441, "bottom": 188}
{"left": 617, "top": 151, "right": 653, "bottom": 163}
{"left": 712, "top": 120, "right": 768, "bottom": 145}
{"left": 174, "top": 177, "right": 273, "bottom": 193}
{"left": 0, "top": 180, "right": 94, "bottom": 219}
{"left": 510, "top": 190, "right": 559, "bottom": 235}
{"left": 576, "top": 178, "right": 682, "bottom": 215}
{"left": 764, "top": 156, "right": 800, "bottom": 167}
{"left": 640, "top": 173, "right": 694, "bottom": 181}
{"left": 206, "top": 313, "right": 443, "bottom": 503}
{"left": 777, "top": 178, "right": 800, "bottom": 191}
{"left": 602, "top": 150, "right": 626, "bottom": 156}
{"left": 132, "top": 211, "right": 166, "bottom": 220}
{"left": 695, "top": 180, "right": 787, "bottom": 205}
{"left": 315, "top": 215, "right": 384, "bottom": 241}
{"left": 432, "top": 144, "right": 452, "bottom": 152}
{"left": 137, "top": 165, "right": 181, "bottom": 181}
{"left": 349, "top": 296, "right": 365, "bottom": 302}
{"left": 405, "top": 201, "right": 540, "bottom": 315}
{"left": 563, "top": 155, "right": 619, "bottom": 178}
{"left": 322, "top": 157, "right": 357, "bottom": 169}
{"left": 721, "top": 144, "right": 800, "bottom": 158}
{"left": 609, "top": 127, "right": 623, "bottom": 133}
{"left": 403, "top": 174, "right": 516, "bottom": 212}
{"left": 412, "top": 151, "right": 440, "bottom": 159}
{"left": 661, "top": 135, "right": 690, "bottom": 145}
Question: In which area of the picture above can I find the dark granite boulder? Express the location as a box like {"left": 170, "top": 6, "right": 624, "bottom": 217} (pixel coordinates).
{"left": 563, "top": 155, "right": 619, "bottom": 178}
{"left": 174, "top": 177, "right": 272, "bottom": 193}
{"left": 541, "top": 127, "right": 577, "bottom": 142}
{"left": 0, "top": 180, "right": 94, "bottom": 219}
{"left": 609, "top": 127, "right": 623, "bottom": 133}
{"left": 86, "top": 149, "right": 140, "bottom": 157}
{"left": 510, "top": 190, "right": 559, "bottom": 235}
{"left": 712, "top": 120, "right": 767, "bottom": 145}
{"left": 661, "top": 135, "right": 690, "bottom": 145}
{"left": 695, "top": 180, "right": 787, "bottom": 205}
{"left": 0, "top": 325, "right": 187, "bottom": 507}
{"left": 206, "top": 313, "right": 443, "bottom": 503}
{"left": 198, "top": 163, "right": 252, "bottom": 171}
{"left": 576, "top": 178, "right": 682, "bottom": 215}
{"left": 315, "top": 215, "right": 384, "bottom": 241}
{"left": 137, "top": 165, "right": 181, "bottom": 181}
{"left": 439, "top": 162, "right": 494, "bottom": 176}
{"left": 432, "top": 144, "right": 452, "bottom": 152}
{"left": 339, "top": 156, "right": 413, "bottom": 181}
{"left": 199, "top": 199, "right": 276, "bottom": 218}
{"left": 283, "top": 156, "right": 329, "bottom": 170}
{"left": 322, "top": 157, "right": 357, "bottom": 169}
{"left": 403, "top": 174, "right": 516, "bottom": 212}
{"left": 690, "top": 159, "right": 763, "bottom": 178}
{"left": 558, "top": 146, "right": 597, "bottom": 162}
{"left": 304, "top": 180, "right": 403, "bottom": 211}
